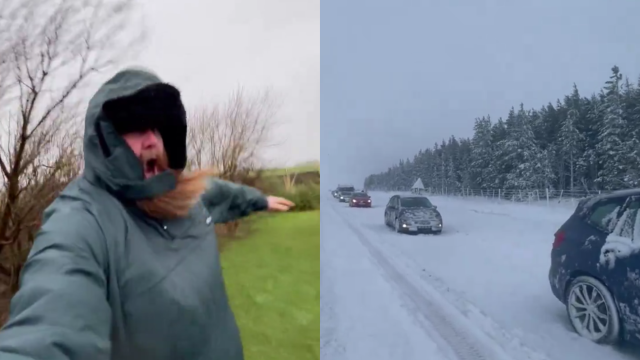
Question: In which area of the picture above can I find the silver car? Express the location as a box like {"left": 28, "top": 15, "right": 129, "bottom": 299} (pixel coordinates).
{"left": 339, "top": 191, "right": 353, "bottom": 203}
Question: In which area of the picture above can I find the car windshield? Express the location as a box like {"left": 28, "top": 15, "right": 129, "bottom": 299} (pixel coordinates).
{"left": 352, "top": 192, "right": 368, "bottom": 198}
{"left": 338, "top": 187, "right": 355, "bottom": 192}
{"left": 400, "top": 197, "right": 433, "bottom": 208}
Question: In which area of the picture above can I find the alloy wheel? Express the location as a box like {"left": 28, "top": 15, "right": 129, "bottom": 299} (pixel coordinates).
{"left": 567, "top": 282, "right": 611, "bottom": 341}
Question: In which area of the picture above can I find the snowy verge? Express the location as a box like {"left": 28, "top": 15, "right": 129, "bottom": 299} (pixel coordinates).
{"left": 369, "top": 190, "right": 581, "bottom": 210}
{"left": 368, "top": 191, "right": 574, "bottom": 224}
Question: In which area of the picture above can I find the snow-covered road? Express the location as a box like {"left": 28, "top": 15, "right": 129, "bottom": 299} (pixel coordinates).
{"left": 320, "top": 192, "right": 640, "bottom": 360}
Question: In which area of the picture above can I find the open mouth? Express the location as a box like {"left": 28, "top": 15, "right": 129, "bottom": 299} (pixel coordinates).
{"left": 144, "top": 158, "right": 158, "bottom": 178}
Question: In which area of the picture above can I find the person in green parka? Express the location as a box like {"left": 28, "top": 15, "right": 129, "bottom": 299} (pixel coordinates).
{"left": 0, "top": 67, "right": 294, "bottom": 360}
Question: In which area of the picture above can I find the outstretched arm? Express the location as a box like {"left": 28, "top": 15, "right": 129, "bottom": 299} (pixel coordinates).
{"left": 0, "top": 204, "right": 112, "bottom": 360}
{"left": 201, "top": 178, "right": 270, "bottom": 224}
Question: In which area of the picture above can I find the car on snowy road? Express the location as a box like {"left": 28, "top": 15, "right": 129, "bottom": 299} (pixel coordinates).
{"left": 339, "top": 191, "right": 353, "bottom": 203}
{"left": 348, "top": 191, "right": 372, "bottom": 208}
{"left": 384, "top": 195, "right": 442, "bottom": 234}
{"left": 549, "top": 189, "right": 640, "bottom": 346}
{"left": 334, "top": 185, "right": 355, "bottom": 200}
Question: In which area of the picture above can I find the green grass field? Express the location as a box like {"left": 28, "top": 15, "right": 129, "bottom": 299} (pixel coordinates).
{"left": 220, "top": 211, "right": 320, "bottom": 360}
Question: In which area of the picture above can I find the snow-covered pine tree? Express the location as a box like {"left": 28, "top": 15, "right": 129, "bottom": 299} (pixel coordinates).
{"left": 596, "top": 66, "right": 636, "bottom": 189}
{"left": 499, "top": 108, "right": 520, "bottom": 190}
{"left": 457, "top": 138, "right": 473, "bottom": 189}
{"left": 502, "top": 104, "right": 545, "bottom": 190}
{"left": 411, "top": 152, "right": 422, "bottom": 186}
{"left": 470, "top": 116, "right": 494, "bottom": 189}
{"left": 620, "top": 78, "right": 640, "bottom": 186}
{"left": 579, "top": 94, "right": 605, "bottom": 189}
{"left": 558, "top": 84, "right": 584, "bottom": 192}
{"left": 446, "top": 136, "right": 461, "bottom": 192}
{"left": 489, "top": 118, "right": 507, "bottom": 188}
{"left": 423, "top": 149, "right": 435, "bottom": 189}
{"left": 631, "top": 75, "right": 640, "bottom": 142}
{"left": 431, "top": 142, "right": 443, "bottom": 193}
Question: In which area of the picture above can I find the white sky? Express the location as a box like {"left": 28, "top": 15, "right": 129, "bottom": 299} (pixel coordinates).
{"left": 119, "top": 0, "right": 319, "bottom": 167}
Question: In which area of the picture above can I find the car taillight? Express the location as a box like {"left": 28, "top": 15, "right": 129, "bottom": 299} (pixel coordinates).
{"left": 552, "top": 231, "right": 565, "bottom": 249}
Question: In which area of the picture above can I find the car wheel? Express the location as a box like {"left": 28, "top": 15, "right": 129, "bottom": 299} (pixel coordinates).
{"left": 566, "top": 276, "right": 620, "bottom": 344}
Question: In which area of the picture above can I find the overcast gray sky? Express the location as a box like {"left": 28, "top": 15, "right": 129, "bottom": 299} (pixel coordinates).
{"left": 321, "top": 0, "right": 640, "bottom": 189}
{"left": 120, "top": 0, "right": 319, "bottom": 167}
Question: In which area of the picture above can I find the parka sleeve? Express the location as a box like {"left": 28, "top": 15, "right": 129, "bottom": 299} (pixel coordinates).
{"left": 0, "top": 205, "right": 112, "bottom": 360}
{"left": 201, "top": 178, "right": 269, "bottom": 224}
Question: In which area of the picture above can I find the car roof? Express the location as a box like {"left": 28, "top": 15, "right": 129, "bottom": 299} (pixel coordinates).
{"left": 582, "top": 189, "right": 640, "bottom": 202}
{"left": 600, "top": 189, "right": 640, "bottom": 198}
{"left": 577, "top": 189, "right": 640, "bottom": 210}
{"left": 398, "top": 194, "right": 428, "bottom": 199}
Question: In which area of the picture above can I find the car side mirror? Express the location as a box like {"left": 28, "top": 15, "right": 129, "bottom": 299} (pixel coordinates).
{"left": 433, "top": 205, "right": 438, "bottom": 209}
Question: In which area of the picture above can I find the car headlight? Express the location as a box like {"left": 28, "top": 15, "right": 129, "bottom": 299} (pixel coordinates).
{"left": 352, "top": 199, "right": 356, "bottom": 202}
{"left": 367, "top": 199, "right": 371, "bottom": 202}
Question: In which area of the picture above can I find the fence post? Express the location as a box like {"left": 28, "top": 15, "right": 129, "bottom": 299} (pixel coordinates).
{"left": 546, "top": 188, "right": 549, "bottom": 206}
{"left": 498, "top": 189, "right": 501, "bottom": 201}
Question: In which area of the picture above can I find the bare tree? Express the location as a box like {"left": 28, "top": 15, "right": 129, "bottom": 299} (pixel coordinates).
{"left": 187, "top": 88, "right": 279, "bottom": 239}
{"left": 187, "top": 87, "right": 279, "bottom": 179}
{"left": 0, "top": 0, "right": 145, "bottom": 293}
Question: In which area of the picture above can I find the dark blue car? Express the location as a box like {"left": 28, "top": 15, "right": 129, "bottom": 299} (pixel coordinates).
{"left": 549, "top": 189, "right": 640, "bottom": 345}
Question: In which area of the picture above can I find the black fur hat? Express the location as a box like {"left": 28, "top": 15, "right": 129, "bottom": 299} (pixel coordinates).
{"left": 102, "top": 83, "right": 187, "bottom": 170}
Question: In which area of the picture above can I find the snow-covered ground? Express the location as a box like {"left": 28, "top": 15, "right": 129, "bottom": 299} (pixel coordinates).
{"left": 320, "top": 192, "right": 640, "bottom": 360}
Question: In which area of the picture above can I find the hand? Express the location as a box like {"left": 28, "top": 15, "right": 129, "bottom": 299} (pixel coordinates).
{"left": 267, "top": 196, "right": 295, "bottom": 212}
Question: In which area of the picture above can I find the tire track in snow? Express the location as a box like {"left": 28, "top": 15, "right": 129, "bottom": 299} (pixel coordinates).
{"left": 322, "top": 199, "right": 454, "bottom": 359}
{"left": 331, "top": 203, "right": 514, "bottom": 360}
